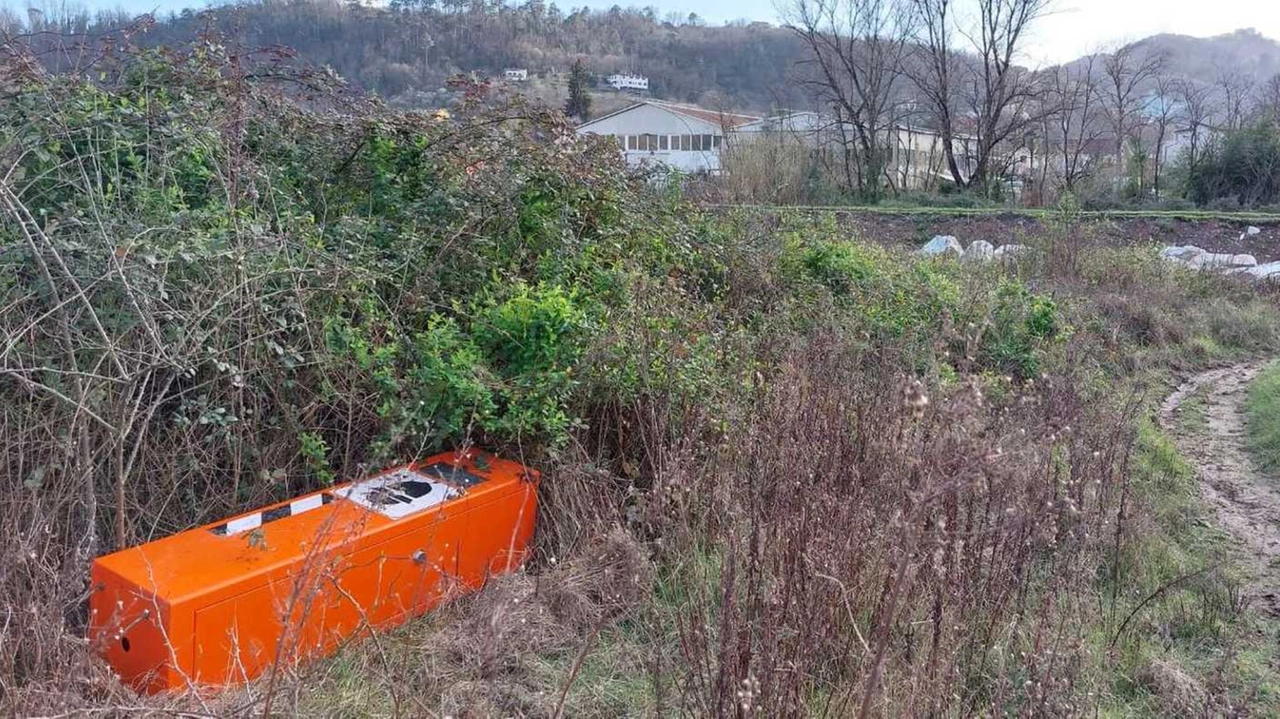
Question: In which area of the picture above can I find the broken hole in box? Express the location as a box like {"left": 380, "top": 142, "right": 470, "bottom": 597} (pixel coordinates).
{"left": 335, "top": 468, "right": 460, "bottom": 519}
{"left": 420, "top": 462, "right": 488, "bottom": 488}
{"left": 367, "top": 479, "right": 435, "bottom": 506}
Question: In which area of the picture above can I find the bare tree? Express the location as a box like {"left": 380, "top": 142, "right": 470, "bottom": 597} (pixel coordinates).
{"left": 908, "top": 0, "right": 1052, "bottom": 194}
{"left": 1043, "top": 53, "right": 1107, "bottom": 194}
{"left": 1100, "top": 42, "right": 1164, "bottom": 191}
{"left": 785, "top": 0, "right": 914, "bottom": 199}
{"left": 1149, "top": 70, "right": 1178, "bottom": 198}
{"left": 906, "top": 0, "right": 961, "bottom": 185}
{"left": 1175, "top": 78, "right": 1217, "bottom": 176}
{"left": 1216, "top": 62, "right": 1255, "bottom": 131}
{"left": 1258, "top": 73, "right": 1280, "bottom": 123}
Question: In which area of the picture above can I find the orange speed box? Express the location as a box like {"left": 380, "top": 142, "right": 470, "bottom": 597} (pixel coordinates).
{"left": 88, "top": 449, "right": 538, "bottom": 693}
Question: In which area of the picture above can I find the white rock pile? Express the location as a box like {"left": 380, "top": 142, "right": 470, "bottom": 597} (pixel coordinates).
{"left": 994, "top": 244, "right": 1029, "bottom": 258}
{"left": 919, "top": 235, "right": 963, "bottom": 257}
{"left": 1159, "top": 245, "right": 1257, "bottom": 269}
{"left": 1239, "top": 262, "right": 1280, "bottom": 280}
{"left": 964, "top": 240, "right": 995, "bottom": 261}
{"left": 1161, "top": 244, "right": 1280, "bottom": 281}
{"left": 918, "top": 235, "right": 1279, "bottom": 281}
{"left": 918, "top": 235, "right": 1027, "bottom": 261}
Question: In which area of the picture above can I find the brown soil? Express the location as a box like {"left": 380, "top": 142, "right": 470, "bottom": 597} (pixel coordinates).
{"left": 1160, "top": 362, "right": 1280, "bottom": 616}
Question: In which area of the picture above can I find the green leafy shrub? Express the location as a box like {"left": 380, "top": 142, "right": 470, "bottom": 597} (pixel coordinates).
{"left": 1185, "top": 120, "right": 1280, "bottom": 207}
{"left": 473, "top": 282, "right": 589, "bottom": 444}
{"left": 394, "top": 316, "right": 498, "bottom": 449}
{"left": 979, "top": 281, "right": 1061, "bottom": 379}
{"left": 299, "top": 431, "right": 336, "bottom": 486}
{"left": 800, "top": 239, "right": 878, "bottom": 297}
{"left": 787, "top": 236, "right": 962, "bottom": 345}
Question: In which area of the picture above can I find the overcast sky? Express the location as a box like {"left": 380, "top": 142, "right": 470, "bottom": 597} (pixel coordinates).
{"left": 27, "top": 0, "right": 1280, "bottom": 66}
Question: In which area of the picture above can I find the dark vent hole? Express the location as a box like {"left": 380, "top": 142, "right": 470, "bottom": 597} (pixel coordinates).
{"left": 368, "top": 480, "right": 434, "bottom": 506}
{"left": 422, "top": 462, "right": 487, "bottom": 487}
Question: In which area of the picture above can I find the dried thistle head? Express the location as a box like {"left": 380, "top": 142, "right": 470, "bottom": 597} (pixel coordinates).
{"left": 903, "top": 378, "right": 930, "bottom": 420}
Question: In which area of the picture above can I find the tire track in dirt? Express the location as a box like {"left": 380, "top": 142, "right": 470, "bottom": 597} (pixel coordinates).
{"left": 1160, "top": 362, "right": 1280, "bottom": 616}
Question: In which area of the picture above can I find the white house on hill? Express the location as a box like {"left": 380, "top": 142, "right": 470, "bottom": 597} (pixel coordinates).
{"left": 576, "top": 100, "right": 759, "bottom": 173}
{"left": 503, "top": 68, "right": 528, "bottom": 82}
{"left": 606, "top": 74, "right": 650, "bottom": 92}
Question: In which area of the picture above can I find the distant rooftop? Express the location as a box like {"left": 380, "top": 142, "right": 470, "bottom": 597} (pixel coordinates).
{"left": 640, "top": 100, "right": 760, "bottom": 128}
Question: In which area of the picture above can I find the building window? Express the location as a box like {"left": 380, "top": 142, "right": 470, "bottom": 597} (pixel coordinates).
{"left": 713, "top": 135, "right": 723, "bottom": 149}
{"left": 626, "top": 135, "right": 637, "bottom": 150}
{"left": 680, "top": 135, "right": 691, "bottom": 151}
{"left": 692, "top": 135, "right": 704, "bottom": 151}
{"left": 659, "top": 135, "right": 669, "bottom": 151}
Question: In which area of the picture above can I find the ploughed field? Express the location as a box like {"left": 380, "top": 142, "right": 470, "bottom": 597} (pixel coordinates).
{"left": 859, "top": 215, "right": 1280, "bottom": 260}
{"left": 734, "top": 209, "right": 1280, "bottom": 262}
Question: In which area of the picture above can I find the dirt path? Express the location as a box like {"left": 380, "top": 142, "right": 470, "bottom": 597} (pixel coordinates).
{"left": 1160, "top": 362, "right": 1280, "bottom": 616}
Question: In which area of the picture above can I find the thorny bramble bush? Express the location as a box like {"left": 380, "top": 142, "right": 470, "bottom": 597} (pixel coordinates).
{"left": 5, "top": 28, "right": 1280, "bottom": 718}
{"left": 0, "top": 31, "right": 635, "bottom": 707}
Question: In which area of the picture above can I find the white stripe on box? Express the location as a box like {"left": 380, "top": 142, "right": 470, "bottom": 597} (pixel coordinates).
{"left": 291, "top": 494, "right": 324, "bottom": 514}
{"left": 224, "top": 513, "right": 263, "bottom": 535}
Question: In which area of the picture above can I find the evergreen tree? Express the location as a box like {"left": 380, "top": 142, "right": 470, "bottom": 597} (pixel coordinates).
{"left": 564, "top": 59, "right": 592, "bottom": 121}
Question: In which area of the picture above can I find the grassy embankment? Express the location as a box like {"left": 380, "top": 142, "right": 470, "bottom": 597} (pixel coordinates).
{"left": 5, "top": 34, "right": 1280, "bottom": 717}
{"left": 706, "top": 202, "right": 1280, "bottom": 224}
{"left": 1247, "top": 361, "right": 1280, "bottom": 477}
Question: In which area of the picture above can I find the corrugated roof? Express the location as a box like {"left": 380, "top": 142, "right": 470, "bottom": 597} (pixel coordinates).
{"left": 645, "top": 100, "right": 760, "bottom": 128}
{"left": 578, "top": 100, "right": 760, "bottom": 131}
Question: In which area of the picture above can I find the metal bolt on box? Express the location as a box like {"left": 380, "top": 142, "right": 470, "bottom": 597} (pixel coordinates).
{"left": 88, "top": 449, "right": 538, "bottom": 693}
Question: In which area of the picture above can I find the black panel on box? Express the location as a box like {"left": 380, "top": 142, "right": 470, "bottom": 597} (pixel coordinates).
{"left": 367, "top": 480, "right": 434, "bottom": 506}
{"left": 421, "top": 462, "right": 488, "bottom": 488}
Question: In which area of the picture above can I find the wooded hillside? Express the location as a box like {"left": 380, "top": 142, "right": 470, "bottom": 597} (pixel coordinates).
{"left": 7, "top": 0, "right": 813, "bottom": 110}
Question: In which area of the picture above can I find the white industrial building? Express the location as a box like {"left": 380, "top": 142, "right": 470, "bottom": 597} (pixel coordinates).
{"left": 577, "top": 103, "right": 1015, "bottom": 185}
{"left": 576, "top": 100, "right": 759, "bottom": 173}
{"left": 606, "top": 74, "right": 649, "bottom": 92}
{"left": 730, "top": 111, "right": 833, "bottom": 142}
{"left": 503, "top": 68, "right": 528, "bottom": 82}
{"left": 731, "top": 110, "right": 988, "bottom": 190}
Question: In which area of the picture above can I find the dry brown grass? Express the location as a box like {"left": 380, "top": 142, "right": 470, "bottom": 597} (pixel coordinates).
{"left": 627, "top": 328, "right": 1138, "bottom": 716}
{"left": 715, "top": 137, "right": 831, "bottom": 206}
